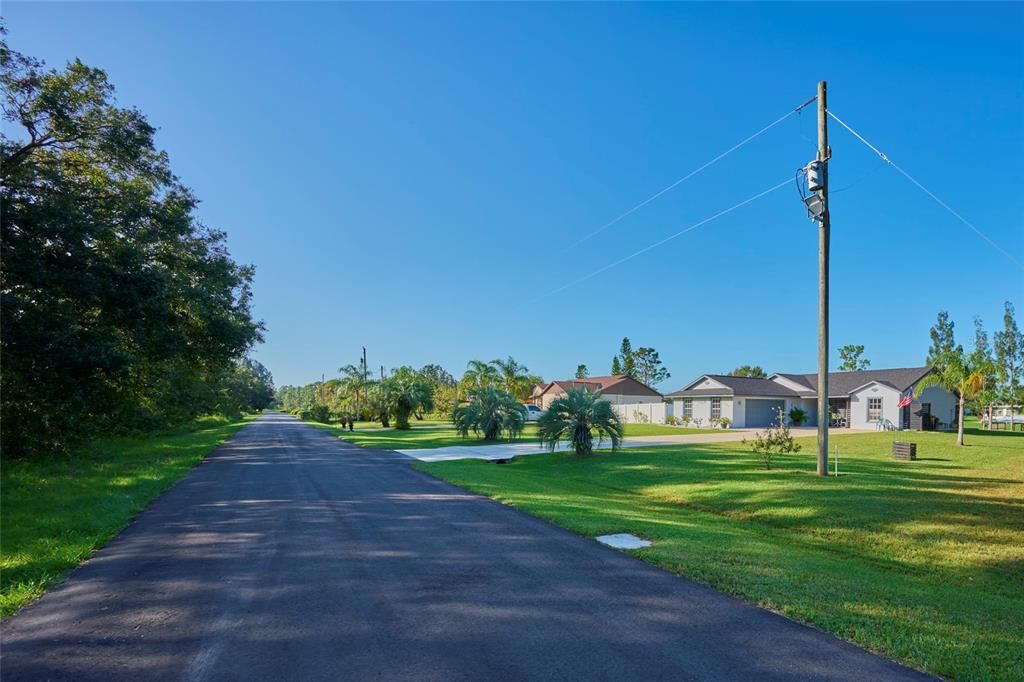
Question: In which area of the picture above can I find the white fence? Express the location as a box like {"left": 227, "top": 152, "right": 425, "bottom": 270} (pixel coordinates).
{"left": 611, "top": 402, "right": 669, "bottom": 425}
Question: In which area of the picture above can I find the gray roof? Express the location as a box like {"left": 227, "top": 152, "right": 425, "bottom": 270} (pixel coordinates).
{"left": 667, "top": 375, "right": 803, "bottom": 398}
{"left": 667, "top": 367, "right": 933, "bottom": 399}
{"left": 787, "top": 366, "right": 933, "bottom": 397}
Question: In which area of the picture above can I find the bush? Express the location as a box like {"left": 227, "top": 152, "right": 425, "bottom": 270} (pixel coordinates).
{"left": 538, "top": 389, "right": 623, "bottom": 457}
{"left": 744, "top": 409, "right": 801, "bottom": 469}
{"left": 632, "top": 410, "right": 650, "bottom": 424}
{"left": 664, "top": 415, "right": 678, "bottom": 426}
{"left": 300, "top": 404, "right": 331, "bottom": 424}
{"left": 453, "top": 386, "right": 526, "bottom": 441}
{"left": 789, "top": 407, "right": 808, "bottom": 426}
{"left": 719, "top": 417, "right": 731, "bottom": 429}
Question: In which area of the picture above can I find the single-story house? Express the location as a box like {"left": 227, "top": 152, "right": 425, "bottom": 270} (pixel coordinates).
{"left": 666, "top": 366, "right": 957, "bottom": 430}
{"left": 530, "top": 375, "right": 663, "bottom": 410}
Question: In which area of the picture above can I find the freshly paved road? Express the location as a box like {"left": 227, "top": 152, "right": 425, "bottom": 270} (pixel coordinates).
{"left": 1, "top": 413, "right": 931, "bottom": 681}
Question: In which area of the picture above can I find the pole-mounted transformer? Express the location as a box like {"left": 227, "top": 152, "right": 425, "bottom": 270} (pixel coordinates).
{"left": 803, "top": 160, "right": 825, "bottom": 221}
{"left": 805, "top": 160, "right": 824, "bottom": 192}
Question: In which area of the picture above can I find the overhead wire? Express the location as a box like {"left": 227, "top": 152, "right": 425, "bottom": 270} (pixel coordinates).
{"left": 533, "top": 177, "right": 793, "bottom": 302}
{"left": 559, "top": 96, "right": 817, "bottom": 252}
{"left": 827, "top": 109, "right": 1022, "bottom": 269}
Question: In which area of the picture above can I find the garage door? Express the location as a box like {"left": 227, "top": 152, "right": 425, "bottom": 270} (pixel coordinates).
{"left": 745, "top": 399, "right": 785, "bottom": 427}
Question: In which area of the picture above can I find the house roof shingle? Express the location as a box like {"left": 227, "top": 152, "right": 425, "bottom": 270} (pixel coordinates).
{"left": 789, "top": 366, "right": 933, "bottom": 397}
{"left": 667, "top": 375, "right": 803, "bottom": 398}
{"left": 667, "top": 367, "right": 934, "bottom": 399}
{"left": 541, "top": 375, "right": 663, "bottom": 398}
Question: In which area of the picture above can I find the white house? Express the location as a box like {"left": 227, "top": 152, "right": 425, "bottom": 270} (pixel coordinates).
{"left": 666, "top": 367, "right": 957, "bottom": 430}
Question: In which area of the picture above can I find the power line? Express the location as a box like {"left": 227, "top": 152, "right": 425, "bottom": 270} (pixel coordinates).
{"left": 534, "top": 177, "right": 792, "bottom": 302}
{"left": 827, "top": 109, "right": 1022, "bottom": 269}
{"left": 560, "top": 96, "right": 816, "bottom": 252}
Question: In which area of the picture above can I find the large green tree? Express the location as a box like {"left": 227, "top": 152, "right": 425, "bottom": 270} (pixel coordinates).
{"left": 729, "top": 365, "right": 767, "bottom": 378}
{"left": 617, "top": 338, "right": 636, "bottom": 378}
{"left": 462, "top": 359, "right": 500, "bottom": 391}
{"left": 634, "top": 347, "right": 670, "bottom": 387}
{"left": 926, "top": 311, "right": 960, "bottom": 364}
{"left": 993, "top": 301, "right": 1023, "bottom": 424}
{"left": 490, "top": 356, "right": 535, "bottom": 400}
{"left": 1, "top": 36, "right": 262, "bottom": 456}
{"left": 837, "top": 344, "right": 870, "bottom": 371}
{"left": 968, "top": 317, "right": 998, "bottom": 421}
{"left": 915, "top": 348, "right": 985, "bottom": 446}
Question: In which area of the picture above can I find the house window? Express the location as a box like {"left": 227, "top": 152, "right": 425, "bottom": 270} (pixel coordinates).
{"left": 710, "top": 398, "right": 722, "bottom": 419}
{"left": 868, "top": 397, "right": 883, "bottom": 422}
{"left": 682, "top": 399, "right": 693, "bottom": 419}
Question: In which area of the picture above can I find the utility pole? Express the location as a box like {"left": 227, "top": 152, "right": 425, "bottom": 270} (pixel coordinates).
{"left": 816, "top": 80, "right": 831, "bottom": 477}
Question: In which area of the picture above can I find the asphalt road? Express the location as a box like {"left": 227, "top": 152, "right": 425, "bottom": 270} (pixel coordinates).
{"left": 1, "top": 413, "right": 932, "bottom": 681}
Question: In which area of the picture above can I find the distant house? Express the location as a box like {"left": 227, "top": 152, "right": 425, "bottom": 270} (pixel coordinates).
{"left": 530, "top": 375, "right": 663, "bottom": 410}
{"left": 666, "top": 366, "right": 957, "bottom": 430}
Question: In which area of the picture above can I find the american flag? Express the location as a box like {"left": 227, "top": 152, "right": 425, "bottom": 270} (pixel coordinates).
{"left": 897, "top": 391, "right": 913, "bottom": 409}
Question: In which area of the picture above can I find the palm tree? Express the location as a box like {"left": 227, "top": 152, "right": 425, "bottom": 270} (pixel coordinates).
{"left": 491, "top": 356, "right": 536, "bottom": 400}
{"left": 462, "top": 359, "right": 500, "bottom": 390}
{"left": 338, "top": 363, "right": 368, "bottom": 418}
{"left": 537, "top": 388, "right": 624, "bottom": 457}
{"left": 915, "top": 349, "right": 985, "bottom": 446}
{"left": 380, "top": 375, "right": 433, "bottom": 430}
{"left": 453, "top": 386, "right": 527, "bottom": 441}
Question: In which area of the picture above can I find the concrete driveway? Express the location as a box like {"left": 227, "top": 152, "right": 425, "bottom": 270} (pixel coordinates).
{"left": 2, "top": 414, "right": 929, "bottom": 681}
{"left": 400, "top": 428, "right": 807, "bottom": 462}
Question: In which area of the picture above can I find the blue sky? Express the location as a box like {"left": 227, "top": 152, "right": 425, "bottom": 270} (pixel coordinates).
{"left": 6, "top": 2, "right": 1023, "bottom": 389}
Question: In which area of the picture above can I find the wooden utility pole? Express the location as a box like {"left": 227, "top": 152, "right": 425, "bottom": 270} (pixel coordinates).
{"left": 816, "top": 80, "right": 831, "bottom": 477}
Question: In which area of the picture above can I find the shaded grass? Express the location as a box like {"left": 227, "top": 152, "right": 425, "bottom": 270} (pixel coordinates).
{"left": 1, "top": 414, "right": 255, "bottom": 618}
{"left": 419, "top": 427, "right": 1024, "bottom": 681}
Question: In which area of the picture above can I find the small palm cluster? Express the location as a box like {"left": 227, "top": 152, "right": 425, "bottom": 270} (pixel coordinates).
{"left": 538, "top": 389, "right": 624, "bottom": 457}
{"left": 453, "top": 386, "right": 527, "bottom": 441}
{"left": 382, "top": 376, "right": 433, "bottom": 430}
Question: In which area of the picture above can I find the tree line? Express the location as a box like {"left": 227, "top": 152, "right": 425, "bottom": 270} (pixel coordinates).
{"left": 276, "top": 356, "right": 542, "bottom": 428}
{"left": 0, "top": 33, "right": 273, "bottom": 457}
{"left": 920, "top": 302, "right": 1022, "bottom": 445}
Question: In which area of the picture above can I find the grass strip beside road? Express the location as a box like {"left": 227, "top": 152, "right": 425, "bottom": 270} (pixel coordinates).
{"left": 418, "top": 428, "right": 1024, "bottom": 681}
{"left": 1, "top": 415, "right": 255, "bottom": 618}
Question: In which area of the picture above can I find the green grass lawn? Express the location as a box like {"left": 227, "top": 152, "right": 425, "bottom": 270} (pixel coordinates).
{"left": 1, "top": 415, "right": 255, "bottom": 618}
{"left": 310, "top": 420, "right": 718, "bottom": 450}
{"left": 419, "top": 427, "right": 1024, "bottom": 681}
{"left": 620, "top": 423, "right": 720, "bottom": 436}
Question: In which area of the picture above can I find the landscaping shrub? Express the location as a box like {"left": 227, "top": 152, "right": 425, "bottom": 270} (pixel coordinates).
{"left": 538, "top": 388, "right": 624, "bottom": 457}
{"left": 453, "top": 386, "right": 526, "bottom": 441}
{"left": 300, "top": 404, "right": 331, "bottom": 424}
{"left": 744, "top": 409, "right": 800, "bottom": 469}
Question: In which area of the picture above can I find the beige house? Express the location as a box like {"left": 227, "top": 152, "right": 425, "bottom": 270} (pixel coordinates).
{"left": 530, "top": 375, "right": 663, "bottom": 410}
